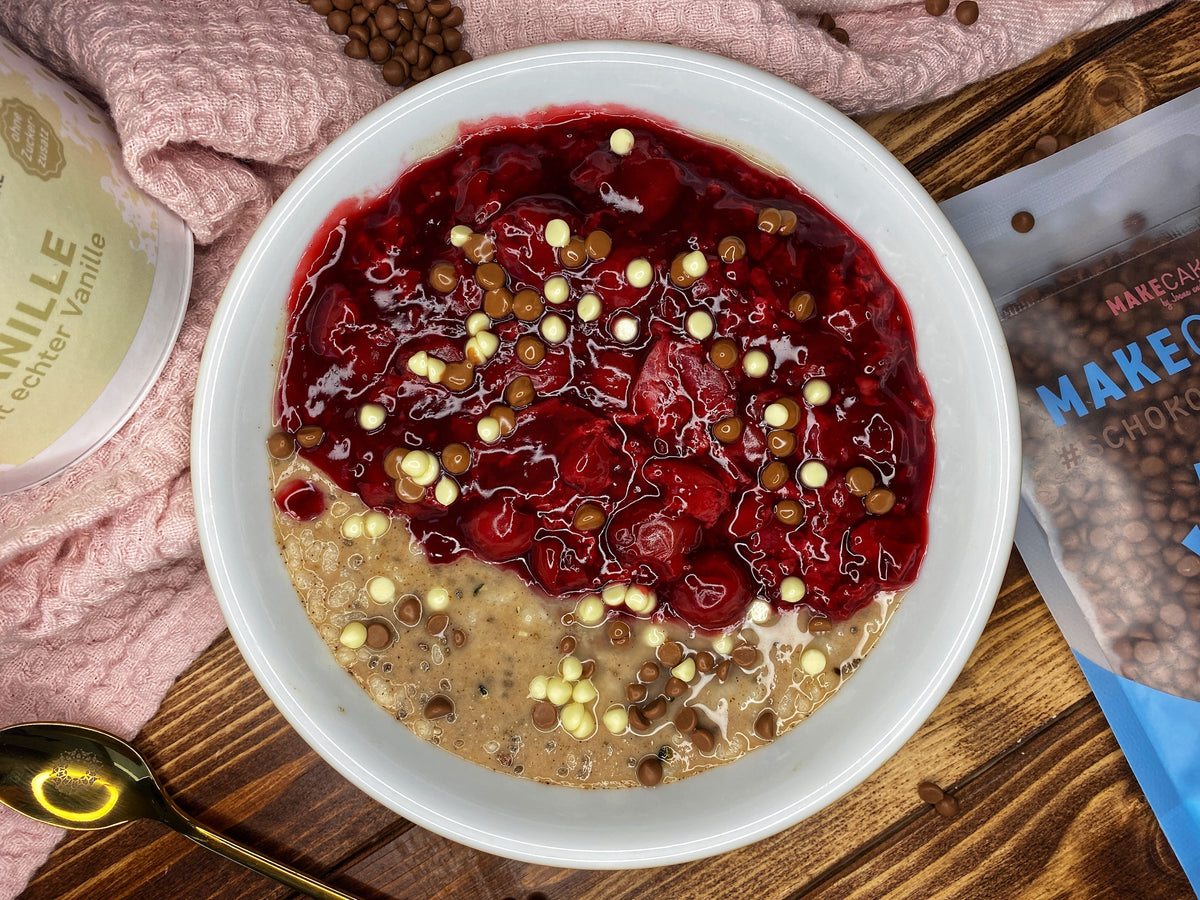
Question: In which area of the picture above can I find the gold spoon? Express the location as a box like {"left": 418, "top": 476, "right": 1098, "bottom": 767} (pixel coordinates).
{"left": 0, "top": 722, "right": 359, "bottom": 900}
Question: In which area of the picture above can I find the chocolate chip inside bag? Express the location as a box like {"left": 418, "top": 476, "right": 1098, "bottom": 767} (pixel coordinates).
{"left": 1002, "top": 222, "right": 1200, "bottom": 701}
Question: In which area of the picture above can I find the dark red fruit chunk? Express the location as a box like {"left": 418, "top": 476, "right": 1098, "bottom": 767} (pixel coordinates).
{"left": 275, "top": 479, "right": 325, "bottom": 520}
{"left": 461, "top": 495, "right": 536, "bottom": 562}
{"left": 665, "top": 551, "right": 754, "bottom": 630}
{"left": 607, "top": 500, "right": 702, "bottom": 580}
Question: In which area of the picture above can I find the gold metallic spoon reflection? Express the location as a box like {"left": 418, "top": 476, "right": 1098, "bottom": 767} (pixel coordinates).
{"left": 0, "top": 722, "right": 358, "bottom": 900}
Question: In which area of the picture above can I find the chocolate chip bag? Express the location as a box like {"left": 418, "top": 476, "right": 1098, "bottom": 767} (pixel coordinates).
{"left": 941, "top": 86, "right": 1200, "bottom": 890}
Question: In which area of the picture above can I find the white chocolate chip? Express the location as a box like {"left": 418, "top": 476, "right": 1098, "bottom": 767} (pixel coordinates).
{"left": 544, "top": 218, "right": 571, "bottom": 248}
{"left": 528, "top": 674, "right": 549, "bottom": 700}
{"left": 764, "top": 402, "right": 790, "bottom": 428}
{"left": 685, "top": 310, "right": 714, "bottom": 340}
{"left": 747, "top": 599, "right": 773, "bottom": 624}
{"left": 340, "top": 514, "right": 365, "bottom": 540}
{"left": 575, "top": 595, "right": 606, "bottom": 625}
{"left": 609, "top": 128, "right": 635, "bottom": 155}
{"left": 602, "top": 704, "right": 629, "bottom": 734}
{"left": 781, "top": 575, "right": 807, "bottom": 604}
{"left": 466, "top": 311, "right": 490, "bottom": 335}
{"left": 671, "top": 657, "right": 697, "bottom": 683}
{"left": 560, "top": 701, "right": 585, "bottom": 732}
{"left": 358, "top": 402, "right": 386, "bottom": 431}
{"left": 426, "top": 357, "right": 447, "bottom": 384}
{"left": 434, "top": 476, "right": 459, "bottom": 506}
{"left": 546, "top": 676, "right": 574, "bottom": 706}
{"left": 560, "top": 655, "right": 584, "bottom": 682}
{"left": 544, "top": 275, "right": 569, "bottom": 304}
{"left": 570, "top": 708, "right": 597, "bottom": 740}
{"left": 577, "top": 292, "right": 602, "bottom": 322}
{"left": 712, "top": 634, "right": 735, "bottom": 654}
{"left": 799, "top": 460, "right": 829, "bottom": 488}
{"left": 363, "top": 512, "right": 390, "bottom": 538}
{"left": 449, "top": 225, "right": 473, "bottom": 247}
{"left": 540, "top": 313, "right": 568, "bottom": 344}
{"left": 406, "top": 350, "right": 430, "bottom": 376}
{"left": 743, "top": 349, "right": 771, "bottom": 377}
{"left": 682, "top": 250, "right": 708, "bottom": 278}
{"left": 624, "top": 585, "right": 656, "bottom": 615}
{"left": 572, "top": 679, "right": 598, "bottom": 704}
{"left": 401, "top": 450, "right": 439, "bottom": 486}
{"left": 367, "top": 575, "right": 396, "bottom": 604}
{"left": 643, "top": 624, "right": 667, "bottom": 647}
{"left": 477, "top": 416, "right": 501, "bottom": 443}
{"left": 801, "top": 647, "right": 827, "bottom": 675}
{"left": 426, "top": 586, "right": 450, "bottom": 611}
{"left": 339, "top": 621, "right": 367, "bottom": 649}
{"left": 602, "top": 583, "right": 629, "bottom": 606}
{"left": 625, "top": 258, "right": 653, "bottom": 288}
{"left": 612, "top": 315, "right": 640, "bottom": 344}
{"left": 803, "top": 378, "right": 831, "bottom": 406}
{"left": 475, "top": 329, "right": 499, "bottom": 359}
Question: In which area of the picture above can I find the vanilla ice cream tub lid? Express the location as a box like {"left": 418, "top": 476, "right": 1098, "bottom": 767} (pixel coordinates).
{"left": 0, "top": 36, "right": 193, "bottom": 494}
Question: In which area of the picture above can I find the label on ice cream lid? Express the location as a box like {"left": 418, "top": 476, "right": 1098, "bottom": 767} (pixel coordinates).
{"left": 0, "top": 36, "right": 193, "bottom": 493}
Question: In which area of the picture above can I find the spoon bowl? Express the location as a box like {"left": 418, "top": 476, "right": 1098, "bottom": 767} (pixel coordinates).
{"left": 0, "top": 722, "right": 358, "bottom": 900}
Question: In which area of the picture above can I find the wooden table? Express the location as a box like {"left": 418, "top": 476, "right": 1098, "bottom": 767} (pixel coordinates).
{"left": 20, "top": 4, "right": 1200, "bottom": 897}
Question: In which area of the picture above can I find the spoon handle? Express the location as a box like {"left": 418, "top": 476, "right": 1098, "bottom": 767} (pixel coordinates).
{"left": 161, "top": 805, "right": 359, "bottom": 900}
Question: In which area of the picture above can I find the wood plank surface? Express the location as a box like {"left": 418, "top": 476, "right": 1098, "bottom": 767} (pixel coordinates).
{"left": 19, "top": 3, "right": 1200, "bottom": 898}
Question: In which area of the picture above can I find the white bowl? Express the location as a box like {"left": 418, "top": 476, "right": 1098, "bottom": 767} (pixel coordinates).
{"left": 193, "top": 42, "right": 1019, "bottom": 868}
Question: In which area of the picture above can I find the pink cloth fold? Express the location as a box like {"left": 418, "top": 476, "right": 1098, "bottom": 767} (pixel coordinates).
{"left": 0, "top": 0, "right": 1170, "bottom": 895}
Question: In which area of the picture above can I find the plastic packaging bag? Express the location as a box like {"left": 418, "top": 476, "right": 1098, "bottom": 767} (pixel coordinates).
{"left": 941, "top": 86, "right": 1200, "bottom": 890}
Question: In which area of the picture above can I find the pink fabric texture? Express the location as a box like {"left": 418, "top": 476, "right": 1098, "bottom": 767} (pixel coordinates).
{"left": 0, "top": 0, "right": 1171, "bottom": 895}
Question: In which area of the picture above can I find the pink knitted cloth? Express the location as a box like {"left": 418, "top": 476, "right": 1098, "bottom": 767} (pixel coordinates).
{"left": 0, "top": 0, "right": 1167, "bottom": 894}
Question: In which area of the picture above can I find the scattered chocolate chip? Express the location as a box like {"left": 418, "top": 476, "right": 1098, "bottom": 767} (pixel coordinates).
{"left": 731, "top": 642, "right": 759, "bottom": 670}
{"left": 531, "top": 699, "right": 558, "bottom": 730}
{"left": 789, "top": 291, "right": 816, "bottom": 320}
{"left": 295, "top": 425, "right": 325, "bottom": 448}
{"left": 441, "top": 361, "right": 474, "bottom": 392}
{"left": 717, "top": 235, "right": 746, "bottom": 263}
{"left": 464, "top": 233, "right": 495, "bottom": 264}
{"left": 954, "top": 0, "right": 978, "bottom": 24}
{"left": 573, "top": 503, "right": 606, "bottom": 531}
{"left": 694, "top": 650, "right": 716, "bottom": 673}
{"left": 394, "top": 473, "right": 425, "bottom": 502}
{"left": 504, "top": 375, "right": 535, "bottom": 409}
{"left": 513, "top": 290, "right": 545, "bottom": 322}
{"left": 1011, "top": 210, "right": 1035, "bottom": 234}
{"left": 484, "top": 286, "right": 514, "bottom": 319}
{"left": 558, "top": 634, "right": 577, "bottom": 655}
{"left": 626, "top": 682, "right": 648, "bottom": 704}
{"left": 808, "top": 615, "right": 832, "bottom": 634}
{"left": 441, "top": 442, "right": 471, "bottom": 474}
{"left": 451, "top": 628, "right": 467, "bottom": 648}
{"left": 608, "top": 620, "right": 631, "bottom": 646}
{"left": 365, "top": 620, "right": 393, "bottom": 649}
{"left": 584, "top": 229, "right": 613, "bottom": 260}
{"left": 713, "top": 416, "right": 744, "bottom": 443}
{"left": 925, "top": 0, "right": 949, "bottom": 14}
{"left": 636, "top": 755, "right": 664, "bottom": 787}
{"left": 428, "top": 261, "right": 458, "bottom": 292}
{"left": 560, "top": 237, "right": 588, "bottom": 268}
{"left": 664, "top": 676, "right": 688, "bottom": 698}
{"left": 753, "top": 708, "right": 778, "bottom": 740}
{"left": 935, "top": 794, "right": 961, "bottom": 818}
{"left": 767, "top": 429, "right": 797, "bottom": 457}
{"left": 627, "top": 704, "right": 651, "bottom": 732}
{"left": 691, "top": 727, "right": 716, "bottom": 753}
{"left": 475, "top": 261, "right": 507, "bottom": 291}
{"left": 845, "top": 465, "right": 876, "bottom": 495}
{"left": 267, "top": 431, "right": 296, "bottom": 459}
{"left": 775, "top": 499, "right": 803, "bottom": 525}
{"left": 674, "top": 706, "right": 698, "bottom": 734}
{"left": 709, "top": 338, "right": 739, "bottom": 370}
{"left": 865, "top": 487, "right": 896, "bottom": 515}
{"left": 638, "top": 661, "right": 661, "bottom": 682}
{"left": 423, "top": 694, "right": 454, "bottom": 719}
{"left": 917, "top": 780, "right": 945, "bottom": 804}
{"left": 425, "top": 612, "right": 449, "bottom": 635}
{"left": 396, "top": 594, "right": 422, "bottom": 626}
{"left": 641, "top": 696, "right": 668, "bottom": 720}
{"left": 760, "top": 460, "right": 790, "bottom": 491}
{"left": 757, "top": 207, "right": 784, "bottom": 233}
{"left": 656, "top": 641, "right": 685, "bottom": 667}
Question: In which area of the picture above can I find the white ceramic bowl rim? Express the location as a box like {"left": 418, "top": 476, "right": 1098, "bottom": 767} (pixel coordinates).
{"left": 193, "top": 41, "right": 1019, "bottom": 869}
